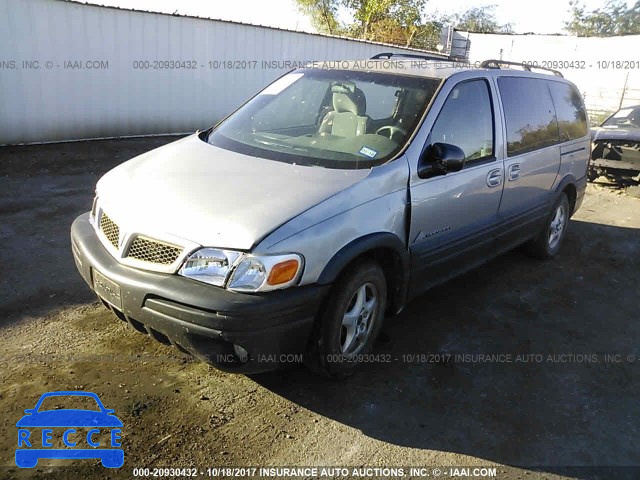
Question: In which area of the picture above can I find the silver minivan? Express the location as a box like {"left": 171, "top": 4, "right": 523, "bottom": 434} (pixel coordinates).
{"left": 71, "top": 56, "right": 590, "bottom": 376}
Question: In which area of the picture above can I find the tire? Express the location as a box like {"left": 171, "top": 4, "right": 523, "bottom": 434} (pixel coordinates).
{"left": 587, "top": 166, "right": 598, "bottom": 182}
{"left": 306, "top": 260, "right": 387, "bottom": 377}
{"left": 524, "top": 193, "right": 570, "bottom": 259}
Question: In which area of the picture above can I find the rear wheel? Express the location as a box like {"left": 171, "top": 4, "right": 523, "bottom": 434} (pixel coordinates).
{"left": 306, "top": 260, "right": 387, "bottom": 377}
{"left": 524, "top": 193, "right": 570, "bottom": 259}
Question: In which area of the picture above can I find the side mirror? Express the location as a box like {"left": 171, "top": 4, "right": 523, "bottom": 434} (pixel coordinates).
{"left": 24, "top": 409, "right": 34, "bottom": 415}
{"left": 417, "top": 142, "right": 466, "bottom": 179}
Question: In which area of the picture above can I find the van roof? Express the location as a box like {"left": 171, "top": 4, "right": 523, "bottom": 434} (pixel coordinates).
{"left": 310, "top": 57, "right": 568, "bottom": 82}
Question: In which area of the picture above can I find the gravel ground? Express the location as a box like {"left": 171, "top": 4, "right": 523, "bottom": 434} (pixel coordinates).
{"left": 0, "top": 137, "right": 639, "bottom": 480}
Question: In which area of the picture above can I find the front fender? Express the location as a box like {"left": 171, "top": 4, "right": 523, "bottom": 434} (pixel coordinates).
{"left": 317, "top": 233, "right": 410, "bottom": 315}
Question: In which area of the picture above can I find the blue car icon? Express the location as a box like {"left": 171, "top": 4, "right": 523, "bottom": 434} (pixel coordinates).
{"left": 16, "top": 391, "right": 123, "bottom": 468}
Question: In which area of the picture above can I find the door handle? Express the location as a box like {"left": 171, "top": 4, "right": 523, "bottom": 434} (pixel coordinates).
{"left": 508, "top": 164, "right": 521, "bottom": 181}
{"left": 486, "top": 168, "right": 503, "bottom": 188}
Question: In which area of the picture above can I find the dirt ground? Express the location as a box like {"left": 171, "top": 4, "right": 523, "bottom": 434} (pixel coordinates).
{"left": 0, "top": 137, "right": 639, "bottom": 480}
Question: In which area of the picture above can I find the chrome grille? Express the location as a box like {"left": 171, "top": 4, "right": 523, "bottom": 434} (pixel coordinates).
{"left": 126, "top": 236, "right": 182, "bottom": 265}
{"left": 99, "top": 213, "right": 119, "bottom": 249}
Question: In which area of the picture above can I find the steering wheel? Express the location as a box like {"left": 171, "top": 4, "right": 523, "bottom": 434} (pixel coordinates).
{"left": 376, "top": 125, "right": 407, "bottom": 141}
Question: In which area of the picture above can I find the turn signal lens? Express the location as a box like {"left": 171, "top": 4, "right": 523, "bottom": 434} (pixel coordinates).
{"left": 267, "top": 259, "right": 299, "bottom": 285}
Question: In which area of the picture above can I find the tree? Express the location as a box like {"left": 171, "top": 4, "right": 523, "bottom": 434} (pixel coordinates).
{"left": 295, "top": 0, "right": 518, "bottom": 50}
{"left": 345, "top": 0, "right": 394, "bottom": 40}
{"left": 294, "top": 0, "right": 440, "bottom": 48}
{"left": 565, "top": 0, "right": 640, "bottom": 36}
{"left": 342, "top": 0, "right": 427, "bottom": 42}
{"left": 451, "top": 5, "right": 513, "bottom": 33}
{"left": 296, "top": 0, "right": 341, "bottom": 35}
{"left": 391, "top": 0, "right": 428, "bottom": 46}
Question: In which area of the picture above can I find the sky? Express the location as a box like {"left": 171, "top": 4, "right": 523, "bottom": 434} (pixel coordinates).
{"left": 94, "top": 0, "right": 631, "bottom": 35}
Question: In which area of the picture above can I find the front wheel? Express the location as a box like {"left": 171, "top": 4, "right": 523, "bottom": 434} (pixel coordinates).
{"left": 524, "top": 193, "right": 570, "bottom": 259}
{"left": 306, "top": 260, "right": 387, "bottom": 377}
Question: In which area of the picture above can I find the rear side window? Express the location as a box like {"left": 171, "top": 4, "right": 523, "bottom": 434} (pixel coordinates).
{"left": 498, "top": 77, "right": 559, "bottom": 157}
{"left": 548, "top": 81, "right": 588, "bottom": 141}
{"left": 430, "top": 79, "right": 494, "bottom": 162}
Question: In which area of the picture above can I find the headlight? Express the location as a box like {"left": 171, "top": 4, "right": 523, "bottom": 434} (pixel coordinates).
{"left": 228, "top": 254, "right": 302, "bottom": 292}
{"left": 179, "top": 249, "right": 303, "bottom": 292}
{"left": 178, "top": 248, "right": 242, "bottom": 287}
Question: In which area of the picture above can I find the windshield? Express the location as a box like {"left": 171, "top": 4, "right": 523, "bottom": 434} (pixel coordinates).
{"left": 208, "top": 69, "right": 441, "bottom": 169}
{"left": 602, "top": 107, "right": 640, "bottom": 128}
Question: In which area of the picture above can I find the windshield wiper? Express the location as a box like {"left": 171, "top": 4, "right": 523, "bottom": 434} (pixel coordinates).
{"left": 253, "top": 137, "right": 310, "bottom": 153}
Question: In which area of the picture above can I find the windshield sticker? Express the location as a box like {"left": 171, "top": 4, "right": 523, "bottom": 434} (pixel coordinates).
{"left": 359, "top": 146, "right": 378, "bottom": 158}
{"left": 260, "top": 73, "right": 304, "bottom": 95}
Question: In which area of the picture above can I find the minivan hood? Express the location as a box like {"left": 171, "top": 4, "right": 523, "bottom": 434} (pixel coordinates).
{"left": 96, "top": 134, "right": 370, "bottom": 250}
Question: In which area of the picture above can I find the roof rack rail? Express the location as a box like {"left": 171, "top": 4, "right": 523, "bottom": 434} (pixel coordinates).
{"left": 371, "top": 52, "right": 449, "bottom": 62}
{"left": 480, "top": 59, "right": 563, "bottom": 78}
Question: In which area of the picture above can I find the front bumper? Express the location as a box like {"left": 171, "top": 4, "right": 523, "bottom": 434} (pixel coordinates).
{"left": 71, "top": 213, "right": 329, "bottom": 373}
{"left": 591, "top": 140, "right": 640, "bottom": 177}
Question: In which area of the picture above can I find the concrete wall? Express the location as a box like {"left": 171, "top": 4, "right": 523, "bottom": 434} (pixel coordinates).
{"left": 0, "top": 0, "right": 442, "bottom": 145}
{"left": 463, "top": 32, "right": 640, "bottom": 123}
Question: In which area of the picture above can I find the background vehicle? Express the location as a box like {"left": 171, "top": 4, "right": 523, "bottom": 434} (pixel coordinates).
{"left": 71, "top": 56, "right": 589, "bottom": 377}
{"left": 589, "top": 105, "right": 640, "bottom": 185}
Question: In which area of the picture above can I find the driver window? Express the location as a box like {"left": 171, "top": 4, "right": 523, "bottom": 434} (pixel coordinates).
{"left": 430, "top": 79, "right": 494, "bottom": 163}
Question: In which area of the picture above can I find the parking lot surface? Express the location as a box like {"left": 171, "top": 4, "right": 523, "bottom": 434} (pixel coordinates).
{"left": 1, "top": 137, "right": 639, "bottom": 479}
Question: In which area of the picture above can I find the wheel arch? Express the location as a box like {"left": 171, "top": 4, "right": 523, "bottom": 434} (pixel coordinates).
{"left": 555, "top": 174, "right": 578, "bottom": 215}
{"left": 316, "top": 233, "right": 410, "bottom": 315}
